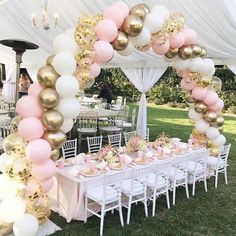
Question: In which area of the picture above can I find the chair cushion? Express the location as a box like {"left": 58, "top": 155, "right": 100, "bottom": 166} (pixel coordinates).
{"left": 121, "top": 179, "right": 144, "bottom": 195}
{"left": 122, "top": 122, "right": 133, "bottom": 128}
{"left": 207, "top": 157, "right": 225, "bottom": 168}
{"left": 86, "top": 185, "right": 118, "bottom": 203}
{"left": 99, "top": 126, "right": 122, "bottom": 132}
{"left": 147, "top": 173, "right": 166, "bottom": 188}
{"left": 179, "top": 161, "right": 204, "bottom": 173}
{"left": 169, "top": 167, "right": 185, "bottom": 180}
{"left": 78, "top": 128, "right": 97, "bottom": 133}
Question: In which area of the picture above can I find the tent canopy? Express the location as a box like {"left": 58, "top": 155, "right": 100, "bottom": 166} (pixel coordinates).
{"left": 0, "top": 0, "right": 236, "bottom": 69}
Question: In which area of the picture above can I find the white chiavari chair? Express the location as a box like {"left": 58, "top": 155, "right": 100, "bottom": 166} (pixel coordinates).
{"left": 108, "top": 133, "right": 121, "bottom": 148}
{"left": 122, "top": 108, "right": 136, "bottom": 130}
{"left": 62, "top": 139, "right": 77, "bottom": 159}
{"left": 123, "top": 131, "right": 137, "bottom": 146}
{"left": 84, "top": 171, "right": 124, "bottom": 236}
{"left": 121, "top": 165, "right": 150, "bottom": 224}
{"left": 99, "top": 117, "right": 123, "bottom": 135}
{"left": 207, "top": 144, "right": 231, "bottom": 188}
{"left": 87, "top": 135, "right": 103, "bottom": 153}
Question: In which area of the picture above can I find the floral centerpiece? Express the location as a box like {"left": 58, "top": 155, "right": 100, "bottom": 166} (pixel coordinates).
{"left": 97, "top": 145, "right": 118, "bottom": 164}
{"left": 126, "top": 136, "right": 147, "bottom": 153}
{"left": 152, "top": 132, "right": 171, "bottom": 149}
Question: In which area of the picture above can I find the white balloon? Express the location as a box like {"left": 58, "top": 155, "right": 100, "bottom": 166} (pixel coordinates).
{"left": 55, "top": 75, "right": 80, "bottom": 98}
{"left": 13, "top": 214, "right": 39, "bottom": 236}
{"left": 117, "top": 41, "right": 135, "bottom": 56}
{"left": 0, "top": 174, "right": 17, "bottom": 201}
{"left": 60, "top": 118, "right": 74, "bottom": 133}
{"left": 53, "top": 52, "right": 76, "bottom": 75}
{"left": 173, "top": 59, "right": 190, "bottom": 71}
{"left": 206, "top": 127, "right": 220, "bottom": 140}
{"left": 195, "top": 119, "right": 210, "bottom": 133}
{"left": 188, "top": 58, "right": 203, "bottom": 73}
{"left": 57, "top": 98, "right": 81, "bottom": 119}
{"left": 188, "top": 109, "right": 202, "bottom": 121}
{"left": 144, "top": 13, "right": 164, "bottom": 33}
{"left": 130, "top": 26, "right": 151, "bottom": 47}
{"left": 201, "top": 58, "right": 215, "bottom": 75}
{"left": 0, "top": 153, "right": 13, "bottom": 173}
{"left": 65, "top": 28, "right": 76, "bottom": 38}
{"left": 53, "top": 33, "right": 78, "bottom": 55}
{"left": 212, "top": 134, "right": 226, "bottom": 146}
{"left": 0, "top": 196, "right": 26, "bottom": 223}
{"left": 152, "top": 5, "right": 170, "bottom": 20}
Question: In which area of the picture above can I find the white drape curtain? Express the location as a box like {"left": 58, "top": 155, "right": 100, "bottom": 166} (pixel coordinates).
{"left": 25, "top": 64, "right": 38, "bottom": 82}
{"left": 227, "top": 65, "right": 236, "bottom": 75}
{"left": 122, "top": 67, "right": 167, "bottom": 138}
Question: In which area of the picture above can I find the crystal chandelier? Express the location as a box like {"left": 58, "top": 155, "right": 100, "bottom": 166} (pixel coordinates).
{"left": 31, "top": 0, "right": 58, "bottom": 30}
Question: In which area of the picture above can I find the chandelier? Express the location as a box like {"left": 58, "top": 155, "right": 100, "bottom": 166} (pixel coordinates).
{"left": 31, "top": 0, "right": 58, "bottom": 30}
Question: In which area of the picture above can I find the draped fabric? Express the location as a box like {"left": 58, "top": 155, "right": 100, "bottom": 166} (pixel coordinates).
{"left": 227, "top": 65, "right": 236, "bottom": 75}
{"left": 122, "top": 67, "right": 167, "bottom": 138}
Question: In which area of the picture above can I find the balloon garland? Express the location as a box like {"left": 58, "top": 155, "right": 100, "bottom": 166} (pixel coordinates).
{"left": 0, "top": 2, "right": 225, "bottom": 235}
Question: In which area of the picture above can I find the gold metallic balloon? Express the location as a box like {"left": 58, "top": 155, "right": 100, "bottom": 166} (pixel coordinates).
{"left": 200, "top": 47, "right": 207, "bottom": 57}
{"left": 3, "top": 133, "right": 28, "bottom": 158}
{"left": 194, "top": 101, "right": 208, "bottom": 113}
{"left": 216, "top": 115, "right": 224, "bottom": 127}
{"left": 210, "top": 76, "right": 222, "bottom": 92}
{"left": 210, "top": 146, "right": 219, "bottom": 157}
{"left": 130, "top": 5, "right": 147, "bottom": 21}
{"left": 218, "top": 126, "right": 224, "bottom": 133}
{"left": 38, "top": 88, "right": 59, "bottom": 109}
{"left": 46, "top": 55, "right": 55, "bottom": 66}
{"left": 0, "top": 220, "right": 13, "bottom": 235}
{"left": 165, "top": 48, "right": 179, "bottom": 58}
{"left": 137, "top": 3, "right": 151, "bottom": 14}
{"left": 51, "top": 149, "right": 61, "bottom": 161}
{"left": 37, "top": 65, "right": 59, "bottom": 88}
{"left": 185, "top": 93, "right": 197, "bottom": 103}
{"left": 191, "top": 44, "right": 202, "bottom": 57}
{"left": 203, "top": 111, "right": 218, "bottom": 122}
{"left": 192, "top": 128, "right": 203, "bottom": 136}
{"left": 10, "top": 115, "right": 21, "bottom": 133}
{"left": 178, "top": 45, "right": 192, "bottom": 59}
{"left": 122, "top": 15, "right": 144, "bottom": 37}
{"left": 42, "top": 109, "right": 64, "bottom": 131}
{"left": 43, "top": 129, "right": 67, "bottom": 149}
{"left": 111, "top": 31, "right": 129, "bottom": 51}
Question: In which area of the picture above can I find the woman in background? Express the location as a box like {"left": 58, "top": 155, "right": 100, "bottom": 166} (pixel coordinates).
{"left": 97, "top": 82, "right": 113, "bottom": 104}
{"left": 19, "top": 73, "right": 30, "bottom": 98}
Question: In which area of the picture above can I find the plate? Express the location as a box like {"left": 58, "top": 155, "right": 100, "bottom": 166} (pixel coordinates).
{"left": 80, "top": 169, "right": 101, "bottom": 177}
{"left": 134, "top": 157, "right": 149, "bottom": 165}
{"left": 109, "top": 162, "right": 126, "bottom": 170}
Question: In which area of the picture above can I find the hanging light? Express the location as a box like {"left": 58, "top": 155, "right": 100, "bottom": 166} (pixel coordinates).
{"left": 31, "top": 0, "right": 58, "bottom": 30}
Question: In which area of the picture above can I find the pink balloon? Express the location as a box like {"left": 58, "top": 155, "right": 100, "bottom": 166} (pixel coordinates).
{"left": 210, "top": 98, "right": 224, "bottom": 112}
{"left": 90, "top": 63, "right": 101, "bottom": 77}
{"left": 18, "top": 117, "right": 44, "bottom": 141}
{"left": 28, "top": 83, "right": 43, "bottom": 99}
{"left": 152, "top": 39, "right": 170, "bottom": 55}
{"left": 170, "top": 32, "right": 185, "bottom": 49}
{"left": 41, "top": 178, "right": 54, "bottom": 193}
{"left": 26, "top": 139, "right": 51, "bottom": 164}
{"left": 32, "top": 159, "right": 56, "bottom": 181}
{"left": 182, "top": 28, "right": 197, "bottom": 45}
{"left": 16, "top": 95, "right": 44, "bottom": 119}
{"left": 112, "top": 1, "right": 129, "bottom": 18}
{"left": 95, "top": 19, "right": 118, "bottom": 42}
{"left": 180, "top": 79, "right": 196, "bottom": 91}
{"left": 191, "top": 86, "right": 208, "bottom": 100}
{"left": 203, "top": 90, "right": 219, "bottom": 106}
{"left": 94, "top": 40, "right": 114, "bottom": 63}
{"left": 103, "top": 5, "right": 125, "bottom": 28}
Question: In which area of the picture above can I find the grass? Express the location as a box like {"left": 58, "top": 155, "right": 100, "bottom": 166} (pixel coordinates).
{"left": 51, "top": 104, "right": 236, "bottom": 236}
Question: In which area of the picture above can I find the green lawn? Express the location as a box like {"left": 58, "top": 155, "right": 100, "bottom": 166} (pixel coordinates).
{"left": 51, "top": 104, "right": 236, "bottom": 236}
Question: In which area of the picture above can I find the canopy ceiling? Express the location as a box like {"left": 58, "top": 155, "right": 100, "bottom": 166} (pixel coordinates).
{"left": 0, "top": 0, "right": 236, "bottom": 68}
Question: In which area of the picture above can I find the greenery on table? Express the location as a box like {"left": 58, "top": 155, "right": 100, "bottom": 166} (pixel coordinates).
{"left": 51, "top": 104, "right": 236, "bottom": 236}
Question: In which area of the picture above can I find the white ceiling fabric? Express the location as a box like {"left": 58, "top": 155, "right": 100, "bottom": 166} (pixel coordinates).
{"left": 0, "top": 0, "right": 236, "bottom": 68}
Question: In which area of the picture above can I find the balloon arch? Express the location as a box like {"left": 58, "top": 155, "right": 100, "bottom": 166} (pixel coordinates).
{"left": 0, "top": 2, "right": 225, "bottom": 235}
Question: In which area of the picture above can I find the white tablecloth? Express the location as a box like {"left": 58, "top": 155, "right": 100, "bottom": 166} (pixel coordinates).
{"left": 49, "top": 147, "right": 207, "bottom": 222}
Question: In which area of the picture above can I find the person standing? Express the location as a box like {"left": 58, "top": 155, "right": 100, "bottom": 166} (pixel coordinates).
{"left": 19, "top": 73, "right": 30, "bottom": 98}
{"left": 97, "top": 82, "right": 113, "bottom": 104}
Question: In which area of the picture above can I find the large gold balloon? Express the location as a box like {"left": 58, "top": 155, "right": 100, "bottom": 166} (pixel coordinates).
{"left": 111, "top": 31, "right": 129, "bottom": 51}
{"left": 194, "top": 101, "right": 208, "bottom": 113}
{"left": 10, "top": 115, "right": 21, "bottom": 133}
{"left": 51, "top": 149, "right": 61, "bottom": 161}
{"left": 191, "top": 44, "right": 202, "bottom": 57}
{"left": 185, "top": 93, "right": 197, "bottom": 103}
{"left": 42, "top": 109, "right": 64, "bottom": 131}
{"left": 203, "top": 111, "right": 218, "bottom": 122}
{"left": 130, "top": 5, "right": 147, "bottom": 21}
{"left": 218, "top": 126, "right": 224, "bottom": 133}
{"left": 38, "top": 88, "right": 59, "bottom": 109}
{"left": 0, "top": 220, "right": 13, "bottom": 235}
{"left": 3, "top": 133, "right": 28, "bottom": 158}
{"left": 137, "top": 3, "right": 151, "bottom": 14}
{"left": 37, "top": 65, "right": 59, "bottom": 88}
{"left": 122, "top": 15, "right": 143, "bottom": 37}
{"left": 210, "top": 76, "right": 222, "bottom": 92}
{"left": 178, "top": 46, "right": 192, "bottom": 59}
{"left": 43, "top": 129, "right": 67, "bottom": 149}
{"left": 211, "top": 115, "right": 224, "bottom": 128}
{"left": 210, "top": 145, "right": 219, "bottom": 157}
{"left": 46, "top": 55, "right": 55, "bottom": 66}
{"left": 165, "top": 48, "right": 179, "bottom": 58}
{"left": 200, "top": 47, "right": 207, "bottom": 57}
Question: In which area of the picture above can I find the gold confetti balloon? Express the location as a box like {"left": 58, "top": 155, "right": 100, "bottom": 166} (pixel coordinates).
{"left": 0, "top": 220, "right": 13, "bottom": 235}
{"left": 210, "top": 76, "right": 222, "bottom": 92}
{"left": 10, "top": 116, "right": 21, "bottom": 133}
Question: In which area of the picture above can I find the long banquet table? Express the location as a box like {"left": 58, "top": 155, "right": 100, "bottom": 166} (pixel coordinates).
{"left": 49, "top": 146, "right": 207, "bottom": 223}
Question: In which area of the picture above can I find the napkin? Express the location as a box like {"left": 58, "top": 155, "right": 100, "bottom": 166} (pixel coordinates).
{"left": 75, "top": 153, "right": 86, "bottom": 164}
{"left": 96, "top": 160, "right": 107, "bottom": 169}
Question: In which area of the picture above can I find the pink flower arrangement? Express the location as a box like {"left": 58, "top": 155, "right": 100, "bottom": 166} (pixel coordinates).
{"left": 126, "top": 136, "right": 147, "bottom": 153}
{"left": 97, "top": 145, "right": 118, "bottom": 163}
